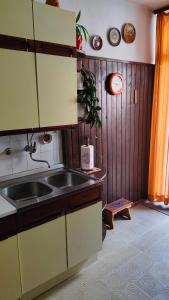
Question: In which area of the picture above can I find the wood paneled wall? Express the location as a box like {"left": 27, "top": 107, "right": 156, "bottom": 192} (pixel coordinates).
{"left": 62, "top": 57, "right": 155, "bottom": 204}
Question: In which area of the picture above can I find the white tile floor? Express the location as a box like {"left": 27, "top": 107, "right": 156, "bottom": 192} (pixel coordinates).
{"left": 36, "top": 204, "right": 169, "bottom": 300}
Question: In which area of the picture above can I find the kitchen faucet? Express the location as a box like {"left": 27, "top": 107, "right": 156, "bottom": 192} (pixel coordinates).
{"left": 25, "top": 134, "right": 51, "bottom": 168}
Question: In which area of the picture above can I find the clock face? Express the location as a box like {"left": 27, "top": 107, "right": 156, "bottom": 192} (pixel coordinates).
{"left": 109, "top": 73, "right": 124, "bottom": 95}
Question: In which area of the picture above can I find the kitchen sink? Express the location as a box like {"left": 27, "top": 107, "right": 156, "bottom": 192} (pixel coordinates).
{"left": 44, "top": 172, "right": 89, "bottom": 188}
{"left": 1, "top": 181, "right": 52, "bottom": 202}
{"left": 0, "top": 169, "right": 97, "bottom": 210}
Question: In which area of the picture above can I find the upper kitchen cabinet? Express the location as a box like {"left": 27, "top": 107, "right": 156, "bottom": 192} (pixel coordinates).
{"left": 33, "top": 2, "right": 76, "bottom": 46}
{"left": 0, "top": 49, "right": 39, "bottom": 131}
{"left": 36, "top": 53, "right": 77, "bottom": 127}
{"left": 0, "top": 0, "right": 34, "bottom": 39}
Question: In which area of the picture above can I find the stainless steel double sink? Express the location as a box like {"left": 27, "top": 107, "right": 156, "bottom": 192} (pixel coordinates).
{"left": 0, "top": 169, "right": 96, "bottom": 209}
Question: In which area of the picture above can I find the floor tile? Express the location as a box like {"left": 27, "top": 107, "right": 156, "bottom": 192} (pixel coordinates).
{"left": 36, "top": 204, "right": 169, "bottom": 300}
{"left": 135, "top": 273, "right": 166, "bottom": 297}
{"left": 120, "top": 283, "right": 152, "bottom": 300}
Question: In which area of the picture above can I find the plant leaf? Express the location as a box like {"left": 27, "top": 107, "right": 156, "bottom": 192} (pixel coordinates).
{"left": 79, "top": 67, "right": 102, "bottom": 128}
{"left": 76, "top": 10, "right": 81, "bottom": 23}
{"left": 81, "top": 26, "right": 87, "bottom": 41}
{"left": 76, "top": 26, "right": 81, "bottom": 36}
{"left": 82, "top": 25, "right": 90, "bottom": 37}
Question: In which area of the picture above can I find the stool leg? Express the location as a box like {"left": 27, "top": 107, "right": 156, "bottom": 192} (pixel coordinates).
{"left": 103, "top": 210, "right": 114, "bottom": 229}
{"left": 121, "top": 208, "right": 131, "bottom": 220}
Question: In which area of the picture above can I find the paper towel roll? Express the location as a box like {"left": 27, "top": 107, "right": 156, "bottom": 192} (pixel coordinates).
{"left": 81, "top": 145, "right": 94, "bottom": 171}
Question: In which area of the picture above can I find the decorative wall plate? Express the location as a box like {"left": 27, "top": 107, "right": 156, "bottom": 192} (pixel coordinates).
{"left": 109, "top": 73, "right": 124, "bottom": 96}
{"left": 108, "top": 28, "right": 121, "bottom": 47}
{"left": 91, "top": 35, "right": 103, "bottom": 50}
{"left": 122, "top": 23, "right": 136, "bottom": 43}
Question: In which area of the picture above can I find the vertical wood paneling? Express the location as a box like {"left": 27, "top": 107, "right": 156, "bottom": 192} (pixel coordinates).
{"left": 116, "top": 62, "right": 122, "bottom": 199}
{"left": 137, "top": 65, "right": 145, "bottom": 199}
{"left": 101, "top": 60, "right": 108, "bottom": 203}
{"left": 112, "top": 62, "right": 118, "bottom": 200}
{"left": 125, "top": 64, "right": 132, "bottom": 200}
{"left": 134, "top": 64, "right": 141, "bottom": 201}
{"left": 129, "top": 64, "right": 136, "bottom": 200}
{"left": 95, "top": 59, "right": 102, "bottom": 170}
{"left": 133, "top": 65, "right": 139, "bottom": 200}
{"left": 121, "top": 63, "right": 127, "bottom": 198}
{"left": 107, "top": 61, "right": 113, "bottom": 202}
{"left": 63, "top": 57, "right": 154, "bottom": 204}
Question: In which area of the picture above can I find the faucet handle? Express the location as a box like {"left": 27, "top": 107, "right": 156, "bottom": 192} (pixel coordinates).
{"left": 32, "top": 142, "right": 37, "bottom": 153}
{"left": 5, "top": 148, "right": 12, "bottom": 155}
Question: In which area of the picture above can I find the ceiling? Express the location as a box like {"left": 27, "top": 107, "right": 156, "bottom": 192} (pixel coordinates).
{"left": 129, "top": 0, "right": 169, "bottom": 10}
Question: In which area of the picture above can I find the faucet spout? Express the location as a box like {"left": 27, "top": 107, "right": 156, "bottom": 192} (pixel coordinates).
{"left": 25, "top": 136, "right": 51, "bottom": 169}
{"left": 30, "top": 153, "right": 51, "bottom": 168}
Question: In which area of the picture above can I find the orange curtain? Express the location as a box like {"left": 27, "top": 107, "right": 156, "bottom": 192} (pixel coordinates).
{"left": 148, "top": 13, "right": 169, "bottom": 205}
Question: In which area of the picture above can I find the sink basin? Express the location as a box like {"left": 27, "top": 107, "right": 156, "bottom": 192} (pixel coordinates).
{"left": 44, "top": 172, "right": 89, "bottom": 188}
{"left": 1, "top": 182, "right": 52, "bottom": 202}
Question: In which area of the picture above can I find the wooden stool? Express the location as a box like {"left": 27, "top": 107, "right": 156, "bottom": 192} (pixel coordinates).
{"left": 103, "top": 198, "right": 133, "bottom": 229}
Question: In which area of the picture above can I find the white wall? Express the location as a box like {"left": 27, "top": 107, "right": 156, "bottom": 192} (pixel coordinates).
{"left": 0, "top": 131, "right": 63, "bottom": 177}
{"left": 37, "top": 0, "right": 156, "bottom": 64}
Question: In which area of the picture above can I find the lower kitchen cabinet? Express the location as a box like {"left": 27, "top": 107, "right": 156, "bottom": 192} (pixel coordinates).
{"left": 0, "top": 236, "right": 21, "bottom": 300}
{"left": 66, "top": 202, "right": 102, "bottom": 268}
{"left": 18, "top": 216, "right": 67, "bottom": 293}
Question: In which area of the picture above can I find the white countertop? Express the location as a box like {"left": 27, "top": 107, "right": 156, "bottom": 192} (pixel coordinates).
{"left": 0, "top": 196, "right": 16, "bottom": 218}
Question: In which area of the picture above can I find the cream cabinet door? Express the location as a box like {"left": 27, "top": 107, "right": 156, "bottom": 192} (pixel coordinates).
{"left": 66, "top": 202, "right": 102, "bottom": 268}
{"left": 0, "top": 236, "right": 21, "bottom": 300}
{"left": 0, "top": 0, "right": 34, "bottom": 39}
{"left": 0, "top": 49, "right": 39, "bottom": 131}
{"left": 33, "top": 2, "right": 76, "bottom": 46}
{"left": 36, "top": 53, "right": 77, "bottom": 127}
{"left": 18, "top": 217, "right": 67, "bottom": 293}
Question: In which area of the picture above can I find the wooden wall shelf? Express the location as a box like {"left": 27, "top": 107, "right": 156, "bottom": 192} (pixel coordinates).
{"left": 76, "top": 168, "right": 102, "bottom": 175}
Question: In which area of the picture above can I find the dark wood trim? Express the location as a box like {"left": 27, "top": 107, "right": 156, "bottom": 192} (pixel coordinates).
{"left": 17, "top": 208, "right": 65, "bottom": 234}
{"left": 62, "top": 130, "right": 68, "bottom": 168}
{"left": 0, "top": 214, "right": 17, "bottom": 242}
{"left": 0, "top": 34, "right": 32, "bottom": 52}
{"left": 0, "top": 124, "right": 78, "bottom": 137}
{"left": 0, "top": 34, "right": 76, "bottom": 58}
{"left": 66, "top": 199, "right": 100, "bottom": 214}
{"left": 35, "top": 41, "right": 76, "bottom": 58}
{"left": 153, "top": 5, "right": 169, "bottom": 14}
{"left": 85, "top": 55, "right": 155, "bottom": 66}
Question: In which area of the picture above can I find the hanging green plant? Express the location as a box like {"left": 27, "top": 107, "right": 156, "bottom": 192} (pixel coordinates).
{"left": 78, "top": 67, "right": 102, "bottom": 128}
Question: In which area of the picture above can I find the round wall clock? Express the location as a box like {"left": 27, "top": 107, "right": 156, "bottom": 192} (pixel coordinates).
{"left": 122, "top": 23, "right": 136, "bottom": 43}
{"left": 91, "top": 35, "right": 103, "bottom": 50}
{"left": 109, "top": 73, "right": 124, "bottom": 96}
{"left": 108, "top": 28, "right": 121, "bottom": 47}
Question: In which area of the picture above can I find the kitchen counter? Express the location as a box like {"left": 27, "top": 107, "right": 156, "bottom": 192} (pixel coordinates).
{"left": 0, "top": 195, "right": 16, "bottom": 218}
